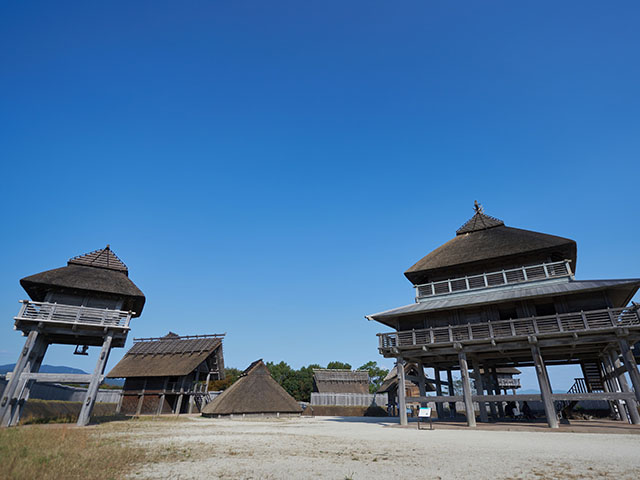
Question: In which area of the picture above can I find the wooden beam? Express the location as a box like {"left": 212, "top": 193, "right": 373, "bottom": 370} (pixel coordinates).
{"left": 471, "top": 358, "right": 488, "bottom": 423}
{"left": 77, "top": 333, "right": 113, "bottom": 426}
{"left": 446, "top": 369, "right": 456, "bottom": 418}
{"left": 5, "top": 373, "right": 101, "bottom": 384}
{"left": 609, "top": 350, "right": 640, "bottom": 424}
{"left": 618, "top": 338, "right": 640, "bottom": 404}
{"left": 397, "top": 357, "right": 408, "bottom": 426}
{"left": 531, "top": 343, "right": 558, "bottom": 428}
{"left": 457, "top": 350, "right": 476, "bottom": 427}
{"left": 433, "top": 367, "right": 444, "bottom": 418}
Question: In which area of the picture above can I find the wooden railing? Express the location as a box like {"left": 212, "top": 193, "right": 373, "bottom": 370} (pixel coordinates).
{"left": 378, "top": 307, "right": 640, "bottom": 350}
{"left": 14, "top": 300, "right": 132, "bottom": 329}
{"left": 414, "top": 260, "right": 572, "bottom": 300}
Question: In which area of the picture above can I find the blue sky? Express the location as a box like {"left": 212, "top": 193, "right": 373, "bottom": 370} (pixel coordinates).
{"left": 1, "top": 1, "right": 639, "bottom": 392}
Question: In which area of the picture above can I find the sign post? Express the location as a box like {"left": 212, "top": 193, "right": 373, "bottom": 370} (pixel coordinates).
{"left": 418, "top": 406, "right": 433, "bottom": 430}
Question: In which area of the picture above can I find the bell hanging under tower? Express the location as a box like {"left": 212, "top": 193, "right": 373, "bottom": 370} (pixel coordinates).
{"left": 0, "top": 246, "right": 145, "bottom": 427}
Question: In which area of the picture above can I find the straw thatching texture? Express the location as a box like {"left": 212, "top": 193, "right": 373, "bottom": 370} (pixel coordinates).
{"left": 405, "top": 223, "right": 576, "bottom": 285}
{"left": 202, "top": 360, "right": 302, "bottom": 416}
{"left": 20, "top": 246, "right": 145, "bottom": 316}
{"left": 106, "top": 336, "right": 221, "bottom": 378}
{"left": 312, "top": 369, "right": 370, "bottom": 394}
{"left": 378, "top": 364, "right": 436, "bottom": 394}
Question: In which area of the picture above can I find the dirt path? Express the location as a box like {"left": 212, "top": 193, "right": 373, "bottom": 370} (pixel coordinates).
{"left": 111, "top": 416, "right": 640, "bottom": 479}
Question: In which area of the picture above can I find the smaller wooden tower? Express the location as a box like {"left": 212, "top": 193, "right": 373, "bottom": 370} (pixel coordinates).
{"left": 0, "top": 246, "right": 145, "bottom": 427}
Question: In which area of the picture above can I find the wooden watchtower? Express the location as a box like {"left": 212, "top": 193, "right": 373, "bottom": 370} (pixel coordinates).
{"left": 367, "top": 203, "right": 640, "bottom": 428}
{"left": 0, "top": 246, "right": 145, "bottom": 427}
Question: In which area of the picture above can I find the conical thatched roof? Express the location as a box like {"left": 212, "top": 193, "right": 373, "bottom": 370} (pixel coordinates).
{"left": 20, "top": 246, "right": 145, "bottom": 316}
{"left": 405, "top": 205, "right": 576, "bottom": 285}
{"left": 202, "top": 360, "right": 302, "bottom": 416}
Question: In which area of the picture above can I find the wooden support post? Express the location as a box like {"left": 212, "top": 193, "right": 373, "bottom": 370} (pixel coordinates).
{"left": 1, "top": 331, "right": 41, "bottom": 427}
{"left": 7, "top": 339, "right": 48, "bottom": 427}
{"left": 458, "top": 350, "right": 476, "bottom": 427}
{"left": 471, "top": 358, "right": 488, "bottom": 423}
{"left": 484, "top": 372, "right": 498, "bottom": 419}
{"left": 491, "top": 368, "right": 505, "bottom": 418}
{"left": 157, "top": 377, "right": 169, "bottom": 416}
{"left": 618, "top": 338, "right": 640, "bottom": 404}
{"left": 77, "top": 333, "right": 113, "bottom": 426}
{"left": 447, "top": 369, "right": 456, "bottom": 417}
{"left": 610, "top": 350, "right": 640, "bottom": 425}
{"left": 397, "top": 357, "right": 408, "bottom": 426}
{"left": 416, "top": 362, "right": 427, "bottom": 406}
{"left": 602, "top": 352, "right": 626, "bottom": 422}
{"left": 174, "top": 377, "right": 186, "bottom": 415}
{"left": 531, "top": 343, "right": 558, "bottom": 428}
{"left": 434, "top": 367, "right": 444, "bottom": 419}
{"left": 188, "top": 370, "right": 200, "bottom": 414}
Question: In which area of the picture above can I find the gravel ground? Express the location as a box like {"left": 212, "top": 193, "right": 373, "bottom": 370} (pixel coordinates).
{"left": 114, "top": 416, "right": 640, "bottom": 480}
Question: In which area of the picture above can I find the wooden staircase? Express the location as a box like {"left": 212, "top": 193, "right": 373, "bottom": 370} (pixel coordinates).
{"left": 580, "top": 361, "right": 605, "bottom": 392}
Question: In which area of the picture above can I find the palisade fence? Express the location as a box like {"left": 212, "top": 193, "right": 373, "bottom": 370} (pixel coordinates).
{"left": 310, "top": 392, "right": 388, "bottom": 407}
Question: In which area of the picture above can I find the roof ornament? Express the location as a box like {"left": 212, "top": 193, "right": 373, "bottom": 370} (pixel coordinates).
{"left": 474, "top": 200, "right": 484, "bottom": 214}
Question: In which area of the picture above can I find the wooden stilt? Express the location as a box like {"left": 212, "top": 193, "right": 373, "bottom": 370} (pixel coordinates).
{"left": 1, "top": 331, "right": 41, "bottom": 427}
{"left": 174, "top": 377, "right": 186, "bottom": 415}
{"left": 447, "top": 369, "right": 456, "bottom": 417}
{"left": 618, "top": 339, "right": 640, "bottom": 404}
{"left": 416, "top": 362, "right": 427, "bottom": 406}
{"left": 531, "top": 343, "right": 558, "bottom": 428}
{"left": 471, "top": 358, "right": 488, "bottom": 423}
{"left": 458, "top": 349, "right": 476, "bottom": 427}
{"left": 188, "top": 370, "right": 200, "bottom": 414}
{"left": 610, "top": 350, "right": 640, "bottom": 425}
{"left": 157, "top": 378, "right": 169, "bottom": 415}
{"left": 484, "top": 372, "right": 498, "bottom": 419}
{"left": 397, "top": 357, "right": 408, "bottom": 426}
{"left": 600, "top": 355, "right": 622, "bottom": 421}
{"left": 77, "top": 333, "right": 113, "bottom": 426}
{"left": 7, "top": 339, "right": 48, "bottom": 427}
{"left": 434, "top": 367, "right": 444, "bottom": 419}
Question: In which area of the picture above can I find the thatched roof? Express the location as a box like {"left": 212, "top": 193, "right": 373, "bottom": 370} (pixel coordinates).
{"left": 107, "top": 333, "right": 223, "bottom": 378}
{"left": 404, "top": 208, "right": 577, "bottom": 285}
{"left": 378, "top": 363, "right": 436, "bottom": 394}
{"left": 202, "top": 360, "right": 302, "bottom": 416}
{"left": 20, "top": 246, "right": 145, "bottom": 316}
{"left": 312, "top": 369, "right": 370, "bottom": 394}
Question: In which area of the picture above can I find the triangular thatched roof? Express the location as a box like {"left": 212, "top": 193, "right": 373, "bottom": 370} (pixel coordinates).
{"left": 20, "top": 245, "right": 145, "bottom": 316}
{"left": 202, "top": 360, "right": 302, "bottom": 416}
{"left": 404, "top": 205, "right": 576, "bottom": 285}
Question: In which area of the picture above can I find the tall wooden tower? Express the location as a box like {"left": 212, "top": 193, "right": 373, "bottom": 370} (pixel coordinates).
{"left": 368, "top": 203, "right": 640, "bottom": 428}
{"left": 0, "top": 246, "right": 145, "bottom": 427}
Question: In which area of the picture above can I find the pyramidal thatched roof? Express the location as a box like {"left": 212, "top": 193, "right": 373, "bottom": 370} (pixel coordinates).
{"left": 202, "top": 360, "right": 302, "bottom": 416}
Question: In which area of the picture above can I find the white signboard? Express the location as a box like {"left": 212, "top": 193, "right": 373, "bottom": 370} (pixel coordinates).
{"left": 418, "top": 407, "right": 432, "bottom": 418}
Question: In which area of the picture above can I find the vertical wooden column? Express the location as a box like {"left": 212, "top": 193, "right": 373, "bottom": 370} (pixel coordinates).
{"left": 531, "top": 343, "right": 558, "bottom": 428}
{"left": 174, "top": 377, "right": 186, "bottom": 415}
{"left": 446, "top": 369, "right": 456, "bottom": 417}
{"left": 416, "top": 362, "right": 427, "bottom": 406}
{"left": 602, "top": 352, "right": 629, "bottom": 422}
{"left": 610, "top": 350, "right": 640, "bottom": 425}
{"left": 434, "top": 367, "right": 444, "bottom": 419}
{"left": 188, "top": 370, "right": 200, "bottom": 414}
{"left": 8, "top": 339, "right": 49, "bottom": 427}
{"left": 77, "top": 333, "right": 113, "bottom": 426}
{"left": 618, "top": 339, "right": 640, "bottom": 403}
{"left": 1, "top": 330, "right": 42, "bottom": 427}
{"left": 471, "top": 358, "right": 488, "bottom": 423}
{"left": 157, "top": 377, "right": 169, "bottom": 415}
{"left": 397, "top": 357, "right": 408, "bottom": 426}
{"left": 458, "top": 350, "right": 476, "bottom": 427}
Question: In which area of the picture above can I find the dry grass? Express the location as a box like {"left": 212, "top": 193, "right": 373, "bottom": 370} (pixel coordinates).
{"left": 0, "top": 424, "right": 147, "bottom": 480}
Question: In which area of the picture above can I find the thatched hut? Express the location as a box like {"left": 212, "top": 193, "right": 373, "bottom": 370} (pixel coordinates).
{"left": 201, "top": 360, "right": 302, "bottom": 417}
{"left": 107, "top": 332, "right": 225, "bottom": 415}
{"left": 312, "top": 369, "right": 369, "bottom": 394}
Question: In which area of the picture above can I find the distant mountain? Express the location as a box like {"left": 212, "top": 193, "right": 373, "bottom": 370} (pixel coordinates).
{"left": 0, "top": 364, "right": 87, "bottom": 375}
{"left": 519, "top": 388, "right": 541, "bottom": 394}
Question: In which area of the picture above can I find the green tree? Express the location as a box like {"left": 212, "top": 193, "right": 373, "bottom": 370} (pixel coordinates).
{"left": 357, "top": 361, "right": 389, "bottom": 393}
{"left": 326, "top": 361, "right": 352, "bottom": 370}
{"left": 208, "top": 367, "right": 242, "bottom": 391}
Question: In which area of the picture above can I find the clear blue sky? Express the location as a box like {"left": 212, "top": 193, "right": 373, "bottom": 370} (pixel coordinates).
{"left": 1, "top": 1, "right": 639, "bottom": 391}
